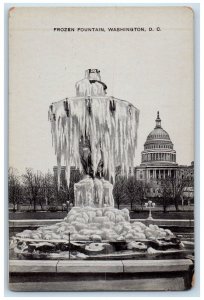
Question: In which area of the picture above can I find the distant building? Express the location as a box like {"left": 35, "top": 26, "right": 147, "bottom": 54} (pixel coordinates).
{"left": 177, "top": 161, "right": 194, "bottom": 181}
{"left": 135, "top": 112, "right": 194, "bottom": 200}
{"left": 135, "top": 111, "right": 178, "bottom": 183}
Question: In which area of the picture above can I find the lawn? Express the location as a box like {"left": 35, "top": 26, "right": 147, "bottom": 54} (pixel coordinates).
{"left": 9, "top": 209, "right": 194, "bottom": 220}
{"left": 9, "top": 211, "right": 68, "bottom": 220}
{"left": 130, "top": 210, "right": 194, "bottom": 220}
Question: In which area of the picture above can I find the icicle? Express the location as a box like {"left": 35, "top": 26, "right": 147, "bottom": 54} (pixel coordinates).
{"left": 49, "top": 96, "right": 139, "bottom": 188}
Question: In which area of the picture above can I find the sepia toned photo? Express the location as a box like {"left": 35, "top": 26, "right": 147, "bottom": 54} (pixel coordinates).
{"left": 8, "top": 6, "right": 194, "bottom": 292}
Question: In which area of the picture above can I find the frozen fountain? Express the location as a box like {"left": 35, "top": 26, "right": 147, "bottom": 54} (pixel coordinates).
{"left": 10, "top": 70, "right": 184, "bottom": 259}
{"left": 49, "top": 69, "right": 139, "bottom": 208}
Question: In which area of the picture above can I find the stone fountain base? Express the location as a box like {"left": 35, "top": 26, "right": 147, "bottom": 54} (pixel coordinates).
{"left": 9, "top": 258, "right": 194, "bottom": 291}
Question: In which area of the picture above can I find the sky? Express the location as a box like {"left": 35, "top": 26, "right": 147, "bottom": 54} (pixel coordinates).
{"left": 9, "top": 6, "right": 194, "bottom": 174}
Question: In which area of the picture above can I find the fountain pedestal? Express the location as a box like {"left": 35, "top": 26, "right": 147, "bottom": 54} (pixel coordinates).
{"left": 74, "top": 176, "right": 114, "bottom": 208}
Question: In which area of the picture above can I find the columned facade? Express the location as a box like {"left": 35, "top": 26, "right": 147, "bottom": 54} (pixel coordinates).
{"left": 135, "top": 112, "right": 178, "bottom": 186}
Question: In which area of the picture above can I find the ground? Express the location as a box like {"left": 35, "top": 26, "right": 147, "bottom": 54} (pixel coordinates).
{"left": 9, "top": 205, "right": 194, "bottom": 220}
{"left": 130, "top": 210, "right": 194, "bottom": 220}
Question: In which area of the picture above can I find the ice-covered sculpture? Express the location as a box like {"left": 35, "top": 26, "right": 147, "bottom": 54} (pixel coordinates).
{"left": 74, "top": 175, "right": 94, "bottom": 207}
{"left": 101, "top": 178, "right": 114, "bottom": 207}
{"left": 74, "top": 176, "right": 114, "bottom": 208}
{"left": 48, "top": 69, "right": 140, "bottom": 209}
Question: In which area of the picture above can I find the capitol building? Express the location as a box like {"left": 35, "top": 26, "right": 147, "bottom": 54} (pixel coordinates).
{"left": 135, "top": 111, "right": 178, "bottom": 182}
{"left": 135, "top": 111, "right": 194, "bottom": 198}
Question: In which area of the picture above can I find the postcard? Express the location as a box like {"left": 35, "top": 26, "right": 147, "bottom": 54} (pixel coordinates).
{"left": 8, "top": 6, "right": 194, "bottom": 292}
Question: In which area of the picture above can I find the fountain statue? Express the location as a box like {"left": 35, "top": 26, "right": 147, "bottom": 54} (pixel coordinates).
{"left": 49, "top": 69, "right": 139, "bottom": 208}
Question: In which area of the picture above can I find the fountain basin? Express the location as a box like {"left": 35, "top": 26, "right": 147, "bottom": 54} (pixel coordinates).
{"left": 9, "top": 258, "right": 193, "bottom": 291}
{"left": 9, "top": 207, "right": 194, "bottom": 261}
{"left": 10, "top": 234, "right": 192, "bottom": 262}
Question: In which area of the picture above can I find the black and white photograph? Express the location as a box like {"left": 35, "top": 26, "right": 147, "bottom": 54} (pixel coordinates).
{"left": 8, "top": 6, "right": 195, "bottom": 292}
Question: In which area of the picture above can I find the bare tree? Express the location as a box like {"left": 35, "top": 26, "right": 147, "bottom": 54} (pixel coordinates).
{"left": 125, "top": 177, "right": 151, "bottom": 210}
{"left": 125, "top": 176, "right": 140, "bottom": 210}
{"left": 8, "top": 167, "right": 22, "bottom": 212}
{"left": 137, "top": 181, "right": 150, "bottom": 209}
{"left": 160, "top": 177, "right": 173, "bottom": 212}
{"left": 53, "top": 168, "right": 82, "bottom": 209}
{"left": 170, "top": 176, "right": 193, "bottom": 211}
{"left": 113, "top": 176, "right": 127, "bottom": 209}
{"left": 22, "top": 168, "right": 43, "bottom": 212}
{"left": 160, "top": 175, "right": 193, "bottom": 212}
{"left": 41, "top": 171, "right": 55, "bottom": 206}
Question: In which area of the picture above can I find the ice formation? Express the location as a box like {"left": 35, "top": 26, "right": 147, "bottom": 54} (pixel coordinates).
{"left": 48, "top": 69, "right": 139, "bottom": 187}
{"left": 15, "top": 207, "right": 174, "bottom": 242}
{"left": 74, "top": 176, "right": 114, "bottom": 208}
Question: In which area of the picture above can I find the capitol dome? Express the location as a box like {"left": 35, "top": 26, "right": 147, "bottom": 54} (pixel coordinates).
{"left": 141, "top": 112, "right": 177, "bottom": 166}
{"left": 147, "top": 128, "right": 170, "bottom": 141}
